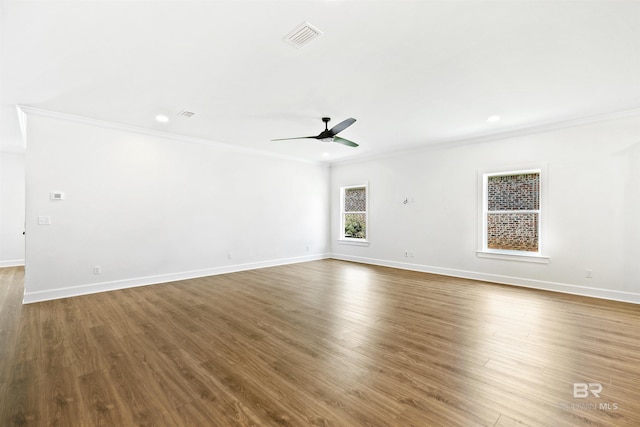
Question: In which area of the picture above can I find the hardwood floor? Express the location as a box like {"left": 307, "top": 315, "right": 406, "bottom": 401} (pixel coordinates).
{"left": 1, "top": 260, "right": 639, "bottom": 426}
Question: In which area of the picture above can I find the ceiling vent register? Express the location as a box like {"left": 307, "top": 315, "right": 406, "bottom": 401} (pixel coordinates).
{"left": 284, "top": 22, "right": 323, "bottom": 48}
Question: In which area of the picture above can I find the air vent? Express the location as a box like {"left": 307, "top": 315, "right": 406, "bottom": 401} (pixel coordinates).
{"left": 284, "top": 21, "right": 323, "bottom": 48}
{"left": 177, "top": 110, "right": 196, "bottom": 118}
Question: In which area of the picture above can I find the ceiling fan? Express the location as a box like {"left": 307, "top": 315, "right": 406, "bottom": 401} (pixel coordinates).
{"left": 271, "top": 117, "right": 359, "bottom": 147}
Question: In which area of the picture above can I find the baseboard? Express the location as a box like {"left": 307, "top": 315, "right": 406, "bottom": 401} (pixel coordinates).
{"left": 0, "top": 259, "right": 25, "bottom": 268}
{"left": 331, "top": 254, "right": 640, "bottom": 305}
{"left": 23, "top": 253, "right": 330, "bottom": 304}
{"left": 23, "top": 253, "right": 639, "bottom": 305}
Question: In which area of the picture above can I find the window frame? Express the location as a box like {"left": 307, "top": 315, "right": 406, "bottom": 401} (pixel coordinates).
{"left": 477, "top": 168, "right": 550, "bottom": 263}
{"left": 338, "top": 183, "right": 370, "bottom": 246}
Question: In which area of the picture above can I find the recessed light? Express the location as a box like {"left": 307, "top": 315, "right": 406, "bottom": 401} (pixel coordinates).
{"left": 487, "top": 115, "right": 501, "bottom": 123}
{"left": 155, "top": 114, "right": 169, "bottom": 123}
{"left": 322, "top": 152, "right": 330, "bottom": 158}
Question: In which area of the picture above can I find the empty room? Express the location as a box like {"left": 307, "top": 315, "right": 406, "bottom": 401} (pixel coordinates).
{"left": 1, "top": 0, "right": 639, "bottom": 426}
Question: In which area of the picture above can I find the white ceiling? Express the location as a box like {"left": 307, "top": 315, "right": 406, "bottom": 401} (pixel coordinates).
{"left": 2, "top": 0, "right": 639, "bottom": 162}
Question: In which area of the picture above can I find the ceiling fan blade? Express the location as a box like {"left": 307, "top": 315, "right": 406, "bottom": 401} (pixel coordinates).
{"left": 334, "top": 136, "right": 359, "bottom": 147}
{"left": 328, "top": 118, "right": 356, "bottom": 136}
{"left": 270, "top": 136, "right": 318, "bottom": 141}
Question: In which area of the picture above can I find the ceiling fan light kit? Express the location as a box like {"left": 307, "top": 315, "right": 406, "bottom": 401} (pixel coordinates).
{"left": 271, "top": 117, "right": 359, "bottom": 147}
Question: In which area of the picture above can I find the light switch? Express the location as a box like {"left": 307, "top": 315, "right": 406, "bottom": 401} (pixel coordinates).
{"left": 38, "top": 216, "right": 51, "bottom": 225}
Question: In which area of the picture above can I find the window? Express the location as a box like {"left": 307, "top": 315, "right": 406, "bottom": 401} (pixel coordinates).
{"left": 340, "top": 184, "right": 368, "bottom": 244}
{"left": 479, "top": 169, "right": 549, "bottom": 263}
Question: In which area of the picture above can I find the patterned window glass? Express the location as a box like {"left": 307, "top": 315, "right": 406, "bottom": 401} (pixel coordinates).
{"left": 342, "top": 185, "right": 367, "bottom": 239}
{"left": 486, "top": 172, "right": 540, "bottom": 252}
{"left": 345, "top": 187, "right": 366, "bottom": 212}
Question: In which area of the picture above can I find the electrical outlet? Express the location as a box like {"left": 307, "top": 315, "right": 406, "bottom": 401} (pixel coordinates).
{"left": 227, "top": 252, "right": 233, "bottom": 260}
{"left": 93, "top": 266, "right": 101, "bottom": 275}
{"left": 585, "top": 269, "right": 593, "bottom": 279}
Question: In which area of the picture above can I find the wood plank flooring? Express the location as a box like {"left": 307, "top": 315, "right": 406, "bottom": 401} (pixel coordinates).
{"left": 1, "top": 260, "right": 639, "bottom": 426}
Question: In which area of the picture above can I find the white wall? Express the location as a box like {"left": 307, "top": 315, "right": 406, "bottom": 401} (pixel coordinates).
{"left": 0, "top": 152, "right": 25, "bottom": 267}
{"left": 24, "top": 113, "right": 330, "bottom": 302}
{"left": 21, "top": 109, "right": 640, "bottom": 304}
{"left": 331, "top": 112, "right": 640, "bottom": 304}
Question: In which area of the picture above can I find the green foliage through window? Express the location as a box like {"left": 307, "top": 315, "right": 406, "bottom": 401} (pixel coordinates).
{"left": 344, "top": 213, "right": 366, "bottom": 239}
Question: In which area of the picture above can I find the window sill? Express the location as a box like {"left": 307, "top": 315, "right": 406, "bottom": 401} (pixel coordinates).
{"left": 338, "top": 239, "right": 370, "bottom": 247}
{"left": 476, "top": 250, "right": 550, "bottom": 264}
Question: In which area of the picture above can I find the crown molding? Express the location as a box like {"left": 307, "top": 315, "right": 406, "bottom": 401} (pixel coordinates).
{"left": 16, "top": 105, "right": 326, "bottom": 166}
{"left": 332, "top": 107, "right": 640, "bottom": 166}
{"left": 16, "top": 105, "right": 640, "bottom": 167}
